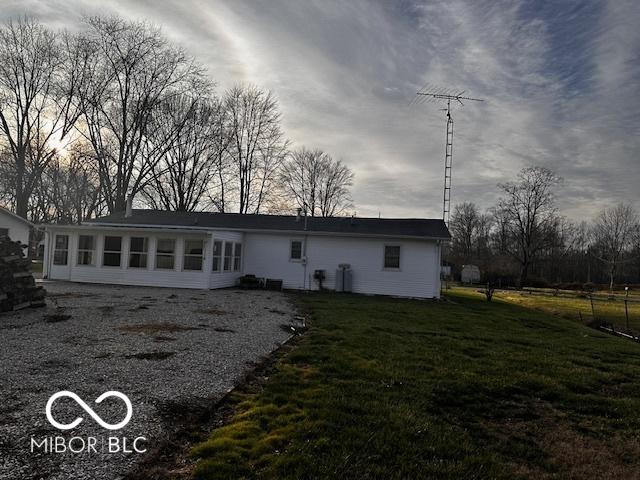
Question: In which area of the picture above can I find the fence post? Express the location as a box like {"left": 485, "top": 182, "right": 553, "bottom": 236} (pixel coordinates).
{"left": 590, "top": 294, "right": 596, "bottom": 323}
{"left": 625, "top": 287, "right": 630, "bottom": 331}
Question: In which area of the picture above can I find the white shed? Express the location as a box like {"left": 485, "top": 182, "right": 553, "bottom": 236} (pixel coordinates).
{"left": 461, "top": 264, "right": 481, "bottom": 284}
{"left": 0, "top": 206, "right": 32, "bottom": 248}
{"left": 43, "top": 210, "right": 450, "bottom": 299}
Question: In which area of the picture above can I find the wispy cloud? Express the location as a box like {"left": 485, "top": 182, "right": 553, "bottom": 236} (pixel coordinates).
{"left": 1, "top": 0, "right": 638, "bottom": 219}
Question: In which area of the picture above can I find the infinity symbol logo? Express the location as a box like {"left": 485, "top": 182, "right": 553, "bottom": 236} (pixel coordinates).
{"left": 45, "top": 391, "right": 133, "bottom": 431}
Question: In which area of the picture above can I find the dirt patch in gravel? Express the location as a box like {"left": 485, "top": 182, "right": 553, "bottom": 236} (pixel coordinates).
{"left": 118, "top": 323, "right": 201, "bottom": 334}
{"left": 213, "top": 327, "right": 236, "bottom": 333}
{"left": 193, "top": 308, "right": 227, "bottom": 315}
{"left": 125, "top": 351, "right": 176, "bottom": 361}
{"left": 43, "top": 312, "right": 72, "bottom": 323}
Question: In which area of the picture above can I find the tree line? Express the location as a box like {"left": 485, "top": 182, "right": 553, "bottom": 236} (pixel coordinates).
{"left": 447, "top": 166, "right": 640, "bottom": 291}
{"left": 0, "top": 17, "right": 354, "bottom": 224}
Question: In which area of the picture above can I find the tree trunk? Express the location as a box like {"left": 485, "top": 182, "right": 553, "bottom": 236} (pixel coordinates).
{"left": 519, "top": 262, "right": 529, "bottom": 289}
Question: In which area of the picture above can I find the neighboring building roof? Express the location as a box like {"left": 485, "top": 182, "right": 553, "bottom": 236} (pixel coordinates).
{"left": 0, "top": 206, "right": 33, "bottom": 227}
{"left": 83, "top": 209, "right": 451, "bottom": 240}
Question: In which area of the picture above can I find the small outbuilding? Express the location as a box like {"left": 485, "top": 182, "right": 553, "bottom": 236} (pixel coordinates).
{"left": 43, "top": 209, "right": 451, "bottom": 299}
{"left": 0, "top": 207, "right": 31, "bottom": 249}
{"left": 461, "top": 264, "right": 481, "bottom": 284}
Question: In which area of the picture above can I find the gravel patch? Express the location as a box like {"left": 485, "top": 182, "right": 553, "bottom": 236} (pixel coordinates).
{"left": 0, "top": 281, "right": 297, "bottom": 480}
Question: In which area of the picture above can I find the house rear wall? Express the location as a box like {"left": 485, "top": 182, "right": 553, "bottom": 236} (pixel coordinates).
{"left": 243, "top": 233, "right": 442, "bottom": 298}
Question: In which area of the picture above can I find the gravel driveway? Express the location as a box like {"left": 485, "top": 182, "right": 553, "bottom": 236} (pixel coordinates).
{"left": 0, "top": 281, "right": 297, "bottom": 480}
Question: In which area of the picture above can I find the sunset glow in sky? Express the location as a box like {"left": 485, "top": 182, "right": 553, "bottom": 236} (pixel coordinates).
{"left": 4, "top": 0, "right": 639, "bottom": 218}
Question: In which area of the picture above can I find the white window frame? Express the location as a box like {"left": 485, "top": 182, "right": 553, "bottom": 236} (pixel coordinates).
{"left": 155, "top": 238, "right": 176, "bottom": 270}
{"left": 183, "top": 238, "right": 205, "bottom": 271}
{"left": 290, "top": 239, "right": 303, "bottom": 262}
{"left": 77, "top": 235, "right": 96, "bottom": 266}
{"left": 53, "top": 234, "right": 69, "bottom": 266}
{"left": 233, "top": 243, "right": 242, "bottom": 271}
{"left": 128, "top": 236, "right": 148, "bottom": 269}
{"left": 383, "top": 244, "right": 401, "bottom": 271}
{"left": 102, "top": 235, "right": 123, "bottom": 268}
{"left": 212, "top": 240, "right": 222, "bottom": 272}
{"left": 223, "top": 242, "right": 233, "bottom": 271}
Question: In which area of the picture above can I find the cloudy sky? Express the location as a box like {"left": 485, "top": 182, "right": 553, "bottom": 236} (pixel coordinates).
{"left": 3, "top": 0, "right": 638, "bottom": 219}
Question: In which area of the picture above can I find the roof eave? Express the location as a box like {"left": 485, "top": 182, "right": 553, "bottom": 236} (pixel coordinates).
{"left": 53, "top": 221, "right": 450, "bottom": 241}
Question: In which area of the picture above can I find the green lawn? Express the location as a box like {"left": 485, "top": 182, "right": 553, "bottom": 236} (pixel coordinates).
{"left": 450, "top": 286, "right": 640, "bottom": 331}
{"left": 191, "top": 291, "right": 640, "bottom": 479}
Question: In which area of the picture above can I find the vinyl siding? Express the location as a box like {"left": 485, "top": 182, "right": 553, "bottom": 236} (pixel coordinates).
{"left": 45, "top": 227, "right": 442, "bottom": 297}
{"left": 0, "top": 211, "right": 30, "bottom": 247}
{"left": 243, "top": 233, "right": 441, "bottom": 298}
{"left": 46, "top": 228, "right": 242, "bottom": 290}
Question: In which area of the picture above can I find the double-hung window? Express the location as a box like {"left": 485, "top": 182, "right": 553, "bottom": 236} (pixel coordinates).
{"left": 290, "top": 240, "right": 303, "bottom": 261}
{"left": 53, "top": 235, "right": 69, "bottom": 265}
{"left": 183, "top": 239, "right": 204, "bottom": 271}
{"left": 383, "top": 245, "right": 401, "bottom": 270}
{"left": 223, "top": 242, "right": 233, "bottom": 271}
{"left": 77, "top": 235, "right": 95, "bottom": 266}
{"left": 156, "top": 239, "right": 176, "bottom": 270}
{"left": 212, "top": 240, "right": 222, "bottom": 272}
{"left": 233, "top": 243, "right": 242, "bottom": 271}
{"left": 103, "top": 236, "right": 122, "bottom": 267}
{"left": 129, "top": 237, "right": 148, "bottom": 268}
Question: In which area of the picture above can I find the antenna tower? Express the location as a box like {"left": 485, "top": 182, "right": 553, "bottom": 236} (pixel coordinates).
{"left": 412, "top": 87, "right": 484, "bottom": 225}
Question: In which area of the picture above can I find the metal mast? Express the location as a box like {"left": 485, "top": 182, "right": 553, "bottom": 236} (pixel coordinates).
{"left": 414, "top": 88, "right": 484, "bottom": 225}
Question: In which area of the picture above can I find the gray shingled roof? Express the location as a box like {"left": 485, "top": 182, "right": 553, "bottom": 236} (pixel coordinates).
{"left": 85, "top": 210, "right": 451, "bottom": 239}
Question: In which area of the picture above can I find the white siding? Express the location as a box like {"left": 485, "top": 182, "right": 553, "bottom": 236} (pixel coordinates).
{"left": 243, "top": 233, "right": 442, "bottom": 298}
{"left": 44, "top": 226, "right": 443, "bottom": 298}
{"left": 0, "top": 210, "right": 29, "bottom": 247}
{"left": 46, "top": 228, "right": 242, "bottom": 290}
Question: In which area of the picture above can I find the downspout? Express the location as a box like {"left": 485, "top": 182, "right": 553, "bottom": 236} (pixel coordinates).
{"left": 303, "top": 207, "right": 309, "bottom": 291}
{"left": 43, "top": 228, "right": 52, "bottom": 280}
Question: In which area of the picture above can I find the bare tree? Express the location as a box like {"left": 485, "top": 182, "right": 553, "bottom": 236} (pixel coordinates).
{"left": 224, "top": 84, "right": 288, "bottom": 214}
{"left": 496, "top": 166, "right": 561, "bottom": 287}
{"left": 142, "top": 95, "right": 225, "bottom": 211}
{"left": 280, "top": 147, "right": 354, "bottom": 217}
{"left": 449, "top": 202, "right": 480, "bottom": 263}
{"left": 317, "top": 157, "right": 354, "bottom": 217}
{"left": 76, "top": 16, "right": 205, "bottom": 213}
{"left": 30, "top": 143, "right": 103, "bottom": 224}
{"left": 0, "top": 18, "right": 84, "bottom": 219}
{"left": 591, "top": 203, "right": 638, "bottom": 293}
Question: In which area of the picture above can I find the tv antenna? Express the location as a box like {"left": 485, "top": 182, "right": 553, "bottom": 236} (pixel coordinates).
{"left": 412, "top": 86, "right": 484, "bottom": 225}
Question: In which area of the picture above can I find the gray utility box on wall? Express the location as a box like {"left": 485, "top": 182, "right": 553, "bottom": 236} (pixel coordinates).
{"left": 335, "top": 263, "right": 352, "bottom": 293}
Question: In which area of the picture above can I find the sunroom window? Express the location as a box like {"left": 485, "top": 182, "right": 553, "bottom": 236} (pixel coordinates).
{"left": 156, "top": 239, "right": 176, "bottom": 270}
{"left": 103, "top": 236, "right": 122, "bottom": 267}
{"left": 129, "top": 237, "right": 148, "bottom": 268}
{"left": 77, "top": 235, "right": 95, "bottom": 266}
{"left": 53, "top": 235, "right": 69, "bottom": 265}
{"left": 183, "top": 239, "right": 204, "bottom": 271}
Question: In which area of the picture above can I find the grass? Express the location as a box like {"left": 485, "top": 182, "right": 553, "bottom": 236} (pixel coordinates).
{"left": 191, "top": 291, "right": 640, "bottom": 479}
{"left": 451, "top": 286, "right": 640, "bottom": 331}
{"left": 30, "top": 260, "right": 43, "bottom": 274}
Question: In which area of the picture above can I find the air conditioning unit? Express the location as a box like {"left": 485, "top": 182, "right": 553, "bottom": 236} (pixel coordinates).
{"left": 336, "top": 264, "right": 352, "bottom": 293}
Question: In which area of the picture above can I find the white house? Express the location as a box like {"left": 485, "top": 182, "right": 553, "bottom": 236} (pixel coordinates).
{"left": 42, "top": 209, "right": 450, "bottom": 298}
{"left": 0, "top": 206, "right": 32, "bottom": 248}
